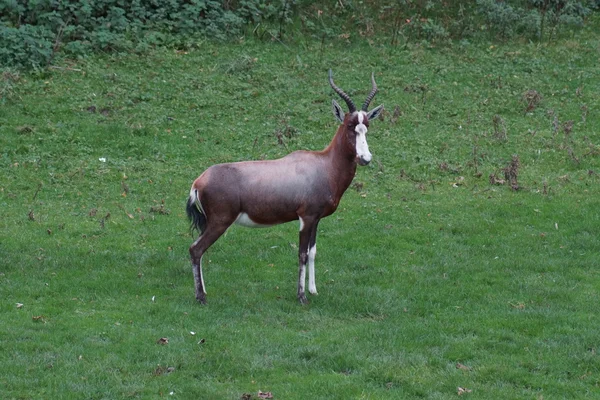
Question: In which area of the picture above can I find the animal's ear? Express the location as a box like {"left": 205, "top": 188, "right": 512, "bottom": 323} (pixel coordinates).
{"left": 332, "top": 99, "right": 344, "bottom": 123}
{"left": 367, "top": 104, "right": 384, "bottom": 121}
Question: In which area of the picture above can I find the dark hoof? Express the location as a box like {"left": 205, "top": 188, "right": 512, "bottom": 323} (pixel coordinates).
{"left": 297, "top": 293, "right": 309, "bottom": 305}
{"left": 196, "top": 294, "right": 207, "bottom": 305}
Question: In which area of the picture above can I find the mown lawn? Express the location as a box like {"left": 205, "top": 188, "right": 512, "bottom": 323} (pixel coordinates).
{"left": 1, "top": 21, "right": 600, "bottom": 399}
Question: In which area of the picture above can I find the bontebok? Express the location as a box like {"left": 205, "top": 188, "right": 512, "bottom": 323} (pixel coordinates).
{"left": 186, "top": 70, "right": 383, "bottom": 304}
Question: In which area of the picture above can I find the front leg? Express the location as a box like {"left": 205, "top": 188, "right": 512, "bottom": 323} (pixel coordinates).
{"left": 307, "top": 244, "right": 317, "bottom": 295}
{"left": 308, "top": 221, "right": 319, "bottom": 295}
{"left": 297, "top": 251, "right": 308, "bottom": 304}
{"left": 297, "top": 217, "right": 314, "bottom": 304}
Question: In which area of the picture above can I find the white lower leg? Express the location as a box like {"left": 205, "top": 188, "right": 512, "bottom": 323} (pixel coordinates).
{"left": 192, "top": 255, "right": 206, "bottom": 296}
{"left": 298, "top": 263, "right": 306, "bottom": 294}
{"left": 199, "top": 255, "right": 206, "bottom": 294}
{"left": 308, "top": 245, "right": 317, "bottom": 295}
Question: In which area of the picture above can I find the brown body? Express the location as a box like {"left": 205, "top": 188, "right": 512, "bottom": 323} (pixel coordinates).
{"left": 186, "top": 71, "right": 383, "bottom": 304}
{"left": 192, "top": 125, "right": 357, "bottom": 226}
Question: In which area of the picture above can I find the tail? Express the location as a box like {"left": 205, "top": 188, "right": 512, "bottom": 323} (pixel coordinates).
{"left": 186, "top": 188, "right": 207, "bottom": 235}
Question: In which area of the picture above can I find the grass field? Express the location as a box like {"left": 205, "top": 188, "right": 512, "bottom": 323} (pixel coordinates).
{"left": 1, "top": 20, "right": 600, "bottom": 399}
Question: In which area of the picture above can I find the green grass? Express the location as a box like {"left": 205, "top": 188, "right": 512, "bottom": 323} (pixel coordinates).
{"left": 2, "top": 21, "right": 600, "bottom": 399}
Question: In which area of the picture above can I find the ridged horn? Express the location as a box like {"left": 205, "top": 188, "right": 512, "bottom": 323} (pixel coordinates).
{"left": 361, "top": 72, "right": 378, "bottom": 111}
{"left": 328, "top": 69, "right": 356, "bottom": 113}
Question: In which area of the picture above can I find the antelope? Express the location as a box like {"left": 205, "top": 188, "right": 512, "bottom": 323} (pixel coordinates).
{"left": 186, "top": 70, "right": 383, "bottom": 304}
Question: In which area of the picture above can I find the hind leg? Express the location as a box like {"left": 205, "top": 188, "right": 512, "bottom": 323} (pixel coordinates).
{"left": 190, "top": 245, "right": 207, "bottom": 304}
{"left": 189, "top": 223, "right": 231, "bottom": 304}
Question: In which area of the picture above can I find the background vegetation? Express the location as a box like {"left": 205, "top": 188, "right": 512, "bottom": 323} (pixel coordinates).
{"left": 1, "top": 1, "right": 600, "bottom": 399}
{"left": 1, "top": 0, "right": 599, "bottom": 69}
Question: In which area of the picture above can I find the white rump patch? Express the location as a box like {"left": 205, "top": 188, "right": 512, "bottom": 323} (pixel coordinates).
{"left": 235, "top": 213, "right": 270, "bottom": 228}
{"left": 189, "top": 188, "right": 205, "bottom": 214}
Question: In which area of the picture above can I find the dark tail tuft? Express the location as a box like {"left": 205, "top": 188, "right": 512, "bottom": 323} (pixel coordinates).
{"left": 186, "top": 197, "right": 207, "bottom": 235}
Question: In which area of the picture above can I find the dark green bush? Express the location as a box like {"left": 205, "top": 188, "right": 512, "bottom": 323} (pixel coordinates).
{"left": 476, "top": 0, "right": 522, "bottom": 38}
{"left": 0, "top": 0, "right": 597, "bottom": 70}
{"left": 476, "top": 0, "right": 593, "bottom": 40}
{"left": 294, "top": 0, "right": 594, "bottom": 45}
{"left": 0, "top": 0, "right": 274, "bottom": 68}
{"left": 0, "top": 24, "right": 54, "bottom": 69}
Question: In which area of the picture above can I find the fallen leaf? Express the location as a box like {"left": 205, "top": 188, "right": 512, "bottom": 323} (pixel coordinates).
{"left": 457, "top": 387, "right": 472, "bottom": 395}
{"left": 257, "top": 391, "right": 273, "bottom": 399}
{"left": 157, "top": 337, "right": 169, "bottom": 345}
{"left": 456, "top": 362, "right": 471, "bottom": 371}
{"left": 152, "top": 365, "right": 174, "bottom": 376}
{"left": 16, "top": 303, "right": 23, "bottom": 309}
{"left": 452, "top": 176, "right": 465, "bottom": 187}
{"left": 240, "top": 394, "right": 252, "bottom": 400}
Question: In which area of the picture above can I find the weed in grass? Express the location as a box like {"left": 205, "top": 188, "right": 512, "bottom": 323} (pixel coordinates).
{"left": 492, "top": 114, "right": 508, "bottom": 141}
{"left": 1, "top": 69, "right": 20, "bottom": 104}
{"left": 503, "top": 154, "right": 521, "bottom": 190}
{"left": 522, "top": 89, "right": 543, "bottom": 113}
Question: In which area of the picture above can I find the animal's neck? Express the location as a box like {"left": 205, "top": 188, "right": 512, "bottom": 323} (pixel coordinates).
{"left": 322, "top": 125, "right": 358, "bottom": 197}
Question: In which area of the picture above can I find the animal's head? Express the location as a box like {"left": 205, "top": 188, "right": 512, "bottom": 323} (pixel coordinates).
{"left": 329, "top": 70, "right": 383, "bottom": 166}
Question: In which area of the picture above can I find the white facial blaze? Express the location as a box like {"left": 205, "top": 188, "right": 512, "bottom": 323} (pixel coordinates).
{"left": 355, "top": 112, "right": 371, "bottom": 163}
{"left": 357, "top": 111, "right": 364, "bottom": 124}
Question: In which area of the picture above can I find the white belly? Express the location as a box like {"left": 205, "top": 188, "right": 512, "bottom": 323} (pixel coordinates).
{"left": 234, "top": 213, "right": 271, "bottom": 228}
